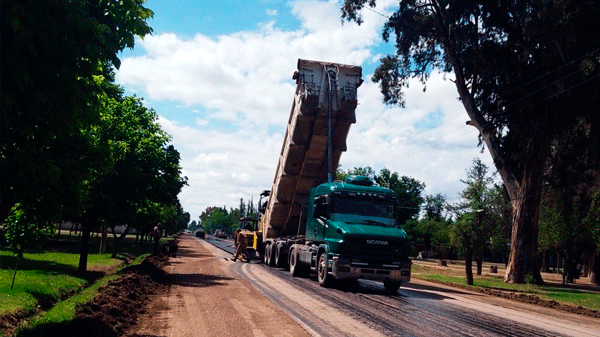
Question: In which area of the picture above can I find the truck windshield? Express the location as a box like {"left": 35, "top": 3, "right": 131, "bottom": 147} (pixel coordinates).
{"left": 331, "top": 197, "right": 394, "bottom": 219}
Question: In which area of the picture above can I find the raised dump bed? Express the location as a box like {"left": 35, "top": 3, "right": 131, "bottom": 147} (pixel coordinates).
{"left": 262, "top": 59, "right": 362, "bottom": 240}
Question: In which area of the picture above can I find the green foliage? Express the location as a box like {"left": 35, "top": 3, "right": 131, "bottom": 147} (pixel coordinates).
{"left": 188, "top": 220, "right": 198, "bottom": 231}
{"left": 84, "top": 84, "right": 187, "bottom": 231}
{"left": 538, "top": 190, "right": 568, "bottom": 252}
{"left": 1, "top": 0, "right": 154, "bottom": 224}
{"left": 4, "top": 205, "right": 53, "bottom": 256}
{"left": 450, "top": 159, "right": 510, "bottom": 261}
{"left": 200, "top": 207, "right": 235, "bottom": 235}
{"left": 339, "top": 166, "right": 425, "bottom": 226}
{"left": 375, "top": 168, "right": 425, "bottom": 226}
{"left": 586, "top": 191, "right": 600, "bottom": 251}
{"left": 342, "top": 0, "right": 600, "bottom": 283}
{"left": 199, "top": 198, "right": 259, "bottom": 235}
{"left": 424, "top": 194, "right": 446, "bottom": 221}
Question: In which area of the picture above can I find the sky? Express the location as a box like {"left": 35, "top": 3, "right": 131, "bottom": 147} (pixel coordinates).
{"left": 115, "top": 0, "right": 496, "bottom": 222}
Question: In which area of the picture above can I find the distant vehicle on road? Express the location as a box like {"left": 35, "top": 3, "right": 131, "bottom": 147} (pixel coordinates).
{"left": 195, "top": 226, "right": 205, "bottom": 239}
{"left": 214, "top": 228, "right": 227, "bottom": 239}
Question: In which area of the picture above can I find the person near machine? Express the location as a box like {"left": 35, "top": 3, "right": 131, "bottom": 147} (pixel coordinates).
{"left": 232, "top": 229, "right": 248, "bottom": 262}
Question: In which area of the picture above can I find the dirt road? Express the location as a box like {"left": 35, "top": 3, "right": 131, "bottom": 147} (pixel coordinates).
{"left": 128, "top": 235, "right": 600, "bottom": 337}
{"left": 126, "top": 234, "right": 310, "bottom": 337}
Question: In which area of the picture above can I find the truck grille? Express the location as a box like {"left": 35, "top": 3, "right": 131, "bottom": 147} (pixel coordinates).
{"left": 344, "top": 238, "right": 407, "bottom": 261}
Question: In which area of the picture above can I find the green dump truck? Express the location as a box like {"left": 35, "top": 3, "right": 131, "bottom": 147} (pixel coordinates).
{"left": 253, "top": 59, "right": 411, "bottom": 292}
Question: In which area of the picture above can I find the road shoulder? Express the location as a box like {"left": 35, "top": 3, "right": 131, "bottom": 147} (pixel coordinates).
{"left": 125, "top": 234, "right": 310, "bottom": 337}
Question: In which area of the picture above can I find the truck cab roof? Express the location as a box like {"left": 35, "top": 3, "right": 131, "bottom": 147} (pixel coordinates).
{"left": 312, "top": 176, "right": 396, "bottom": 197}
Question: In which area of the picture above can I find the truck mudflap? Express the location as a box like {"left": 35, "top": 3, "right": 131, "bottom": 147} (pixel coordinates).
{"left": 330, "top": 256, "right": 411, "bottom": 283}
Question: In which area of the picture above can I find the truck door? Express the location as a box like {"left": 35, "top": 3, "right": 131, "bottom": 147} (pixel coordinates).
{"left": 312, "top": 195, "right": 329, "bottom": 241}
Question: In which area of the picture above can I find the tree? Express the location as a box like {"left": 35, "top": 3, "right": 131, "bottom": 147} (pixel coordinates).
{"left": 337, "top": 166, "right": 376, "bottom": 181}
{"left": 342, "top": 0, "right": 600, "bottom": 283}
{"left": 424, "top": 194, "right": 446, "bottom": 221}
{"left": 200, "top": 207, "right": 234, "bottom": 235}
{"left": 411, "top": 194, "right": 453, "bottom": 259}
{"left": 76, "top": 82, "right": 186, "bottom": 270}
{"left": 375, "top": 169, "right": 425, "bottom": 226}
{"left": 338, "top": 167, "right": 425, "bottom": 226}
{"left": 450, "top": 158, "right": 496, "bottom": 284}
{"left": 1, "top": 0, "right": 153, "bottom": 225}
{"left": 586, "top": 191, "right": 600, "bottom": 284}
{"left": 539, "top": 120, "right": 600, "bottom": 283}
{"left": 487, "top": 184, "right": 512, "bottom": 263}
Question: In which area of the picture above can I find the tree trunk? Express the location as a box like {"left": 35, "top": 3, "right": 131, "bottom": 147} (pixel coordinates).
{"left": 564, "top": 248, "right": 577, "bottom": 284}
{"left": 57, "top": 221, "right": 63, "bottom": 239}
{"left": 78, "top": 222, "right": 91, "bottom": 272}
{"left": 465, "top": 250, "right": 474, "bottom": 285}
{"left": 504, "top": 154, "right": 546, "bottom": 284}
{"left": 111, "top": 225, "right": 130, "bottom": 258}
{"left": 541, "top": 251, "right": 549, "bottom": 272}
{"left": 475, "top": 257, "right": 483, "bottom": 276}
{"left": 99, "top": 225, "right": 107, "bottom": 254}
{"left": 590, "top": 252, "right": 600, "bottom": 285}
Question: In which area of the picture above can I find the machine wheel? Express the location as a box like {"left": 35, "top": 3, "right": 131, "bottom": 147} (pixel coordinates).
{"left": 317, "top": 253, "right": 333, "bottom": 287}
{"left": 289, "top": 248, "right": 301, "bottom": 277}
{"left": 268, "top": 244, "right": 277, "bottom": 267}
{"left": 383, "top": 281, "right": 401, "bottom": 293}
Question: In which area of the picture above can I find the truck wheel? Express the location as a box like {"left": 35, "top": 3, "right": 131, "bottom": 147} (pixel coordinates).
{"left": 289, "top": 248, "right": 301, "bottom": 277}
{"left": 383, "top": 281, "right": 401, "bottom": 293}
{"left": 317, "top": 253, "right": 333, "bottom": 287}
{"left": 275, "top": 245, "right": 288, "bottom": 269}
{"left": 264, "top": 245, "right": 271, "bottom": 265}
{"left": 268, "top": 244, "right": 277, "bottom": 267}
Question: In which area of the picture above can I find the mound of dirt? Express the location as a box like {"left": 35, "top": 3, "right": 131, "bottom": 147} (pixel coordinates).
{"left": 11, "top": 255, "right": 169, "bottom": 337}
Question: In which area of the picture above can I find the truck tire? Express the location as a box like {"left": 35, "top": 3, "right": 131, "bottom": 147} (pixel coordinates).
{"left": 289, "top": 248, "right": 302, "bottom": 277}
{"left": 264, "top": 244, "right": 271, "bottom": 265}
{"left": 268, "top": 244, "right": 277, "bottom": 267}
{"left": 383, "top": 281, "right": 401, "bottom": 293}
{"left": 317, "top": 253, "right": 333, "bottom": 287}
{"left": 275, "top": 245, "right": 288, "bottom": 269}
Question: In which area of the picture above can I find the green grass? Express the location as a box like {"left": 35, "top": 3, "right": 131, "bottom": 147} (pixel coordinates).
{"left": 412, "top": 264, "right": 600, "bottom": 311}
{"left": 15, "top": 273, "right": 119, "bottom": 334}
{"left": 12, "top": 247, "right": 153, "bottom": 336}
{"left": 0, "top": 232, "right": 155, "bottom": 317}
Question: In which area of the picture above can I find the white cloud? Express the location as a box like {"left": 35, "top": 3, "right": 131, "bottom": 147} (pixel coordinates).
{"left": 117, "top": 0, "right": 497, "bottom": 220}
{"left": 266, "top": 9, "right": 278, "bottom": 16}
{"left": 342, "top": 71, "right": 496, "bottom": 203}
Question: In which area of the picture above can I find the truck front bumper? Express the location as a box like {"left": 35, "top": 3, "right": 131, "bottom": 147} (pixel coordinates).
{"left": 331, "top": 256, "right": 411, "bottom": 283}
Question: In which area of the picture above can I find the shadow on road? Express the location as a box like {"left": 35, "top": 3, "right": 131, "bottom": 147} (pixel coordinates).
{"left": 169, "top": 273, "right": 234, "bottom": 288}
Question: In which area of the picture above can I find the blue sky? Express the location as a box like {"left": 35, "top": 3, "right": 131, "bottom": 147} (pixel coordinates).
{"left": 115, "top": 0, "right": 495, "bottom": 221}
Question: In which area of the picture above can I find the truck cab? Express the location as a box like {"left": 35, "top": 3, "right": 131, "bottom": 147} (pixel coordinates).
{"left": 294, "top": 175, "right": 411, "bottom": 292}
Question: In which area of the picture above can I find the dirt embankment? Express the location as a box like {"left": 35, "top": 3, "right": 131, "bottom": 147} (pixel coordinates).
{"left": 3, "top": 254, "right": 170, "bottom": 337}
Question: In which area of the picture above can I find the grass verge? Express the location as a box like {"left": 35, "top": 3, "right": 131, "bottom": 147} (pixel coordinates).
{"left": 1, "top": 232, "right": 155, "bottom": 318}
{"left": 14, "top": 253, "right": 152, "bottom": 336}
{"left": 412, "top": 263, "right": 600, "bottom": 313}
